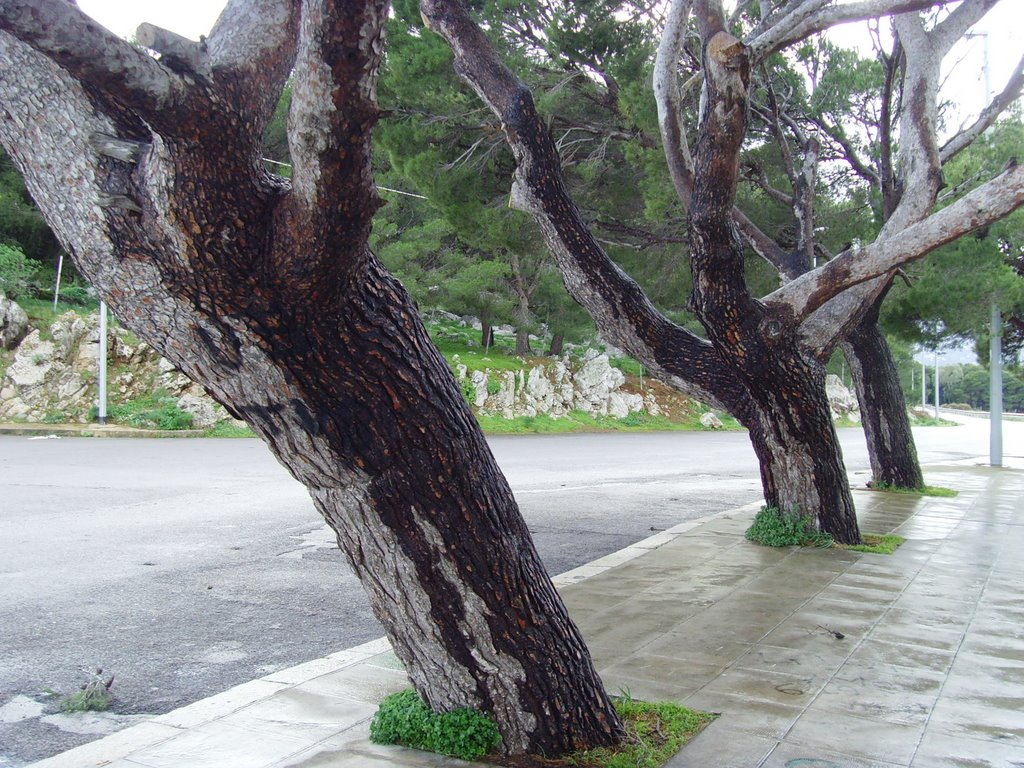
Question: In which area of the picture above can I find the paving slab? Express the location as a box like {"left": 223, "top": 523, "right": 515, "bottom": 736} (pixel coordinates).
{"left": 29, "top": 463, "right": 1024, "bottom": 768}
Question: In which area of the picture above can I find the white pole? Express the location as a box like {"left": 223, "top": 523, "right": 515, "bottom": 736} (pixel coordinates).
{"left": 921, "top": 361, "right": 926, "bottom": 408}
{"left": 933, "top": 351, "right": 940, "bottom": 419}
{"left": 52, "top": 253, "right": 64, "bottom": 313}
{"left": 990, "top": 301, "right": 1003, "bottom": 466}
{"left": 97, "top": 301, "right": 107, "bottom": 425}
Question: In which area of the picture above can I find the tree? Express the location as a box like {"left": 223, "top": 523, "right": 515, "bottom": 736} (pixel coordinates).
{"left": 420, "top": 0, "right": 1024, "bottom": 544}
{"left": 884, "top": 121, "right": 1024, "bottom": 352}
{"left": 0, "top": 0, "right": 624, "bottom": 756}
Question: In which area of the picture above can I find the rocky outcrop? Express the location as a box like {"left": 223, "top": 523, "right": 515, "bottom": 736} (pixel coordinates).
{"left": 825, "top": 374, "right": 861, "bottom": 423}
{"left": 455, "top": 350, "right": 648, "bottom": 419}
{"left": 0, "top": 307, "right": 234, "bottom": 428}
{"left": 700, "top": 412, "right": 724, "bottom": 429}
{"left": 0, "top": 293, "right": 29, "bottom": 349}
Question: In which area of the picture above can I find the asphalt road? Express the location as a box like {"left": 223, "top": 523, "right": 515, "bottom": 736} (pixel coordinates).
{"left": 0, "top": 419, "right": 1017, "bottom": 766}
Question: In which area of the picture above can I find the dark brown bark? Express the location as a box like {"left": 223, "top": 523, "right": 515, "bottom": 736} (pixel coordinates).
{"left": 547, "top": 334, "right": 564, "bottom": 357}
{"left": 515, "top": 328, "right": 532, "bottom": 356}
{"left": 842, "top": 303, "right": 924, "bottom": 489}
{"left": 0, "top": 2, "right": 625, "bottom": 756}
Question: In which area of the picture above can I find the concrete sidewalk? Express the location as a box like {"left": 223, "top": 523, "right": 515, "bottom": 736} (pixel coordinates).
{"left": 29, "top": 461, "right": 1024, "bottom": 768}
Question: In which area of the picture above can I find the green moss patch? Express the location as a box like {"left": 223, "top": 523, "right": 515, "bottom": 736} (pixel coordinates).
{"left": 866, "top": 483, "right": 958, "bottom": 497}
{"left": 838, "top": 533, "right": 905, "bottom": 555}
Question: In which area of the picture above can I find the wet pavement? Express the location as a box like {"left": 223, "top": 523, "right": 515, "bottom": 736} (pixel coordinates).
{"left": 26, "top": 460, "right": 1024, "bottom": 768}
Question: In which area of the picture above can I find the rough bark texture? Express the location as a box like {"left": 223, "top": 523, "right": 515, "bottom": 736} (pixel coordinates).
{"left": 0, "top": 1, "right": 624, "bottom": 756}
{"left": 842, "top": 305, "right": 924, "bottom": 489}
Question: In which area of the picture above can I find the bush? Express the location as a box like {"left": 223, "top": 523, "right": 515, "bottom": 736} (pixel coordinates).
{"left": 369, "top": 689, "right": 501, "bottom": 761}
{"left": 745, "top": 506, "right": 833, "bottom": 548}
{"left": 0, "top": 243, "right": 41, "bottom": 299}
{"left": 93, "top": 389, "right": 195, "bottom": 430}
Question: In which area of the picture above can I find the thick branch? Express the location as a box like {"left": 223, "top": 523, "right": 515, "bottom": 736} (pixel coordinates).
{"left": 767, "top": 162, "right": 1024, "bottom": 319}
{"left": 278, "top": 0, "right": 386, "bottom": 289}
{"left": 654, "top": 0, "right": 697, "bottom": 208}
{"left": 748, "top": 0, "right": 952, "bottom": 62}
{"left": 655, "top": 0, "right": 789, "bottom": 272}
{"left": 205, "top": 0, "right": 300, "bottom": 128}
{"left": 940, "top": 50, "right": 1024, "bottom": 164}
{"left": 930, "top": 0, "right": 1001, "bottom": 55}
{"left": 0, "top": 0, "right": 185, "bottom": 121}
{"left": 421, "top": 0, "right": 747, "bottom": 414}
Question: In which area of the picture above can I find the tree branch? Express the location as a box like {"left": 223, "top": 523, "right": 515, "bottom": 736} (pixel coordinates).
{"left": 940, "top": 50, "right": 1024, "bottom": 164}
{"left": 0, "top": 0, "right": 186, "bottom": 122}
{"left": 657, "top": 0, "right": 789, "bottom": 272}
{"left": 766, "top": 162, "right": 1024, "bottom": 320}
{"left": 205, "top": 0, "right": 300, "bottom": 130}
{"left": 420, "top": 0, "right": 747, "bottom": 414}
{"left": 930, "top": 0, "right": 1001, "bottom": 55}
{"left": 748, "top": 0, "right": 953, "bottom": 62}
{"left": 277, "top": 0, "right": 387, "bottom": 289}
{"left": 654, "top": 0, "right": 697, "bottom": 209}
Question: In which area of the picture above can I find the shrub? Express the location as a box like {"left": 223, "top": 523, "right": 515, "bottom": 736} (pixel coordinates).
{"left": 369, "top": 689, "right": 501, "bottom": 761}
{"left": 0, "top": 243, "right": 41, "bottom": 299}
{"left": 745, "top": 506, "right": 833, "bottom": 548}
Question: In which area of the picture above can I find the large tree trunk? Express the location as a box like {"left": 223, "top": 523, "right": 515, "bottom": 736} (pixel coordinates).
{"left": 515, "top": 327, "right": 532, "bottom": 356}
{"left": 745, "top": 374, "right": 860, "bottom": 543}
{"left": 841, "top": 304, "right": 924, "bottom": 489}
{"left": 0, "top": 4, "right": 625, "bottom": 757}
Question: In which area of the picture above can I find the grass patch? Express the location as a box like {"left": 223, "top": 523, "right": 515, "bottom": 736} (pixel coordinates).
{"left": 16, "top": 297, "right": 100, "bottom": 338}
{"left": 556, "top": 696, "right": 715, "bottom": 768}
{"left": 838, "top": 533, "right": 905, "bottom": 555}
{"left": 475, "top": 410, "right": 728, "bottom": 435}
{"left": 204, "top": 421, "right": 256, "bottom": 438}
{"left": 867, "top": 482, "right": 958, "bottom": 497}
{"left": 93, "top": 388, "right": 194, "bottom": 430}
{"left": 372, "top": 690, "right": 715, "bottom": 768}
{"left": 745, "top": 506, "right": 834, "bottom": 548}
{"left": 908, "top": 413, "right": 957, "bottom": 427}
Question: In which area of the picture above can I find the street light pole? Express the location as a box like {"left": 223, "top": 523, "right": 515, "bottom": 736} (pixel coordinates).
{"left": 97, "top": 301, "right": 107, "bottom": 425}
{"left": 990, "top": 303, "right": 1003, "bottom": 466}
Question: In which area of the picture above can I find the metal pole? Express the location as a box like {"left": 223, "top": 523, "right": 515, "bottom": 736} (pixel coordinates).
{"left": 933, "top": 351, "right": 940, "bottom": 419}
{"left": 52, "top": 252, "right": 64, "bottom": 313}
{"left": 921, "top": 361, "right": 926, "bottom": 408}
{"left": 990, "top": 301, "right": 1003, "bottom": 466}
{"left": 97, "top": 301, "right": 107, "bottom": 425}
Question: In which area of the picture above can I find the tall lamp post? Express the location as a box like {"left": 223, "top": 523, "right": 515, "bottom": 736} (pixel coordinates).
{"left": 97, "top": 301, "right": 107, "bottom": 425}
{"left": 990, "top": 304, "right": 1003, "bottom": 466}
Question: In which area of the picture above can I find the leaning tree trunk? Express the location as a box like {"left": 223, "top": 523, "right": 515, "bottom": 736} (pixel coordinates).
{"left": 420, "top": 0, "right": 860, "bottom": 542}
{"left": 685, "top": 13, "right": 860, "bottom": 543}
{"left": 841, "top": 302, "right": 924, "bottom": 489}
{"left": 0, "top": 3, "right": 624, "bottom": 756}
